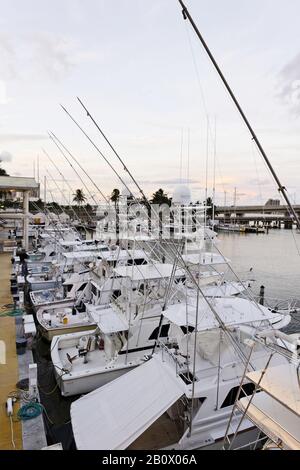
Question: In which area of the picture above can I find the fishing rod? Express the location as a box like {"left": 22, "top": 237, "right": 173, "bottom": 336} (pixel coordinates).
{"left": 58, "top": 109, "right": 263, "bottom": 406}
{"left": 60, "top": 102, "right": 154, "bottom": 234}
{"left": 77, "top": 97, "right": 150, "bottom": 209}
{"left": 43, "top": 148, "right": 95, "bottom": 225}
{"left": 60, "top": 104, "right": 136, "bottom": 201}
{"left": 177, "top": 0, "right": 300, "bottom": 230}
{"left": 48, "top": 132, "right": 107, "bottom": 205}
{"left": 46, "top": 169, "right": 84, "bottom": 232}
{"left": 60, "top": 100, "right": 260, "bottom": 366}
{"left": 64, "top": 100, "right": 241, "bottom": 316}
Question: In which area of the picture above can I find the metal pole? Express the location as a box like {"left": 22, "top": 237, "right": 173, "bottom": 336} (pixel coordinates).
{"left": 212, "top": 117, "right": 216, "bottom": 227}
{"left": 177, "top": 0, "right": 300, "bottom": 230}
{"left": 44, "top": 176, "right": 47, "bottom": 207}
{"left": 23, "top": 190, "right": 29, "bottom": 251}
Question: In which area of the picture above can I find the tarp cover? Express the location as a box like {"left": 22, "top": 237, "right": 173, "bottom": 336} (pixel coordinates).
{"left": 71, "top": 357, "right": 184, "bottom": 450}
{"left": 238, "top": 392, "right": 300, "bottom": 450}
{"left": 163, "top": 297, "right": 282, "bottom": 332}
{"left": 88, "top": 305, "right": 129, "bottom": 333}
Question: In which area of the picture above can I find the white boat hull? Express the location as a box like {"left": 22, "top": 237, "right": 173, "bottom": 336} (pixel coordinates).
{"left": 55, "top": 362, "right": 137, "bottom": 396}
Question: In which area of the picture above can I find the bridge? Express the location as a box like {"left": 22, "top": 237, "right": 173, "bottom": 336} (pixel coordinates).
{"left": 214, "top": 200, "right": 300, "bottom": 228}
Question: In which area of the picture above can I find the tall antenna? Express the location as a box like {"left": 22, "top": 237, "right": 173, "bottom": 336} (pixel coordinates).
{"left": 204, "top": 115, "right": 209, "bottom": 228}
{"left": 212, "top": 117, "right": 216, "bottom": 225}
{"left": 44, "top": 175, "right": 47, "bottom": 206}
{"left": 180, "top": 128, "right": 183, "bottom": 183}
{"left": 187, "top": 127, "right": 190, "bottom": 182}
{"left": 177, "top": 0, "right": 300, "bottom": 230}
{"left": 37, "top": 154, "right": 40, "bottom": 184}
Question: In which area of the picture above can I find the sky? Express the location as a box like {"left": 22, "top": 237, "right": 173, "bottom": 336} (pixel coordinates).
{"left": 1, "top": 0, "right": 300, "bottom": 206}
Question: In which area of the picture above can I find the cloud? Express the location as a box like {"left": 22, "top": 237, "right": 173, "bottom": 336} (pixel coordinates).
{"left": 0, "top": 133, "right": 48, "bottom": 143}
{"left": 0, "top": 33, "right": 16, "bottom": 79}
{"left": 0, "top": 80, "right": 9, "bottom": 104}
{"left": 0, "top": 30, "right": 99, "bottom": 85}
{"left": 140, "top": 178, "right": 199, "bottom": 185}
{"left": 247, "top": 178, "right": 272, "bottom": 186}
{"left": 27, "top": 32, "right": 75, "bottom": 80}
{"left": 29, "top": 32, "right": 100, "bottom": 81}
{"left": 278, "top": 52, "right": 300, "bottom": 114}
{"left": 0, "top": 151, "right": 13, "bottom": 162}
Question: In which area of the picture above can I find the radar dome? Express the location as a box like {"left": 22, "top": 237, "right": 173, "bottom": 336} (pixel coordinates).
{"left": 172, "top": 185, "right": 192, "bottom": 205}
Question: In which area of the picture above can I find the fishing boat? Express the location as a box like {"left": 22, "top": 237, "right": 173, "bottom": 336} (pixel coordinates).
{"left": 51, "top": 262, "right": 186, "bottom": 395}
{"left": 69, "top": 292, "right": 292, "bottom": 450}
{"left": 36, "top": 299, "right": 97, "bottom": 341}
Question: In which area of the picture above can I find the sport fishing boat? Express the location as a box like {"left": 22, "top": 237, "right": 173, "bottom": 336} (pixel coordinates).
{"left": 69, "top": 289, "right": 293, "bottom": 450}
{"left": 51, "top": 262, "right": 186, "bottom": 395}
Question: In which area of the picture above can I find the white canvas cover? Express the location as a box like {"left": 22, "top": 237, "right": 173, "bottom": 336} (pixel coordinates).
{"left": 238, "top": 392, "right": 300, "bottom": 450}
{"left": 88, "top": 305, "right": 129, "bottom": 333}
{"left": 246, "top": 364, "right": 300, "bottom": 415}
{"left": 114, "top": 263, "right": 185, "bottom": 281}
{"left": 163, "top": 297, "right": 282, "bottom": 332}
{"left": 182, "top": 252, "right": 229, "bottom": 265}
{"left": 71, "top": 357, "right": 184, "bottom": 450}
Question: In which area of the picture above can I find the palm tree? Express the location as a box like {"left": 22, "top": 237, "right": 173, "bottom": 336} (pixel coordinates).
{"left": 204, "top": 196, "right": 216, "bottom": 218}
{"left": 0, "top": 162, "right": 8, "bottom": 176}
{"left": 73, "top": 189, "right": 86, "bottom": 206}
{"left": 110, "top": 188, "right": 120, "bottom": 207}
{"left": 110, "top": 189, "right": 120, "bottom": 240}
{"left": 151, "top": 188, "right": 172, "bottom": 206}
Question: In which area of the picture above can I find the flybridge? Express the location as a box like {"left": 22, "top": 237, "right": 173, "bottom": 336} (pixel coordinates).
{"left": 162, "top": 297, "right": 285, "bottom": 332}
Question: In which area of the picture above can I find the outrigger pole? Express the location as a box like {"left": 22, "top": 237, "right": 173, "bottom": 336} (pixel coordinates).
{"left": 177, "top": 0, "right": 300, "bottom": 230}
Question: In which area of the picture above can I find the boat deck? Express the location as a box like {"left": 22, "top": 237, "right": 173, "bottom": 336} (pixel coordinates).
{"left": 0, "top": 253, "right": 22, "bottom": 450}
{"left": 128, "top": 412, "right": 183, "bottom": 450}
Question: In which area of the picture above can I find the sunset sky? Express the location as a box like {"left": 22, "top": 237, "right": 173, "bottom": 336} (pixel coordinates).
{"left": 1, "top": 0, "right": 300, "bottom": 205}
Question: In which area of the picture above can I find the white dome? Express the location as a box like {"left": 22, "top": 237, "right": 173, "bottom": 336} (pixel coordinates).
{"left": 172, "top": 185, "right": 192, "bottom": 205}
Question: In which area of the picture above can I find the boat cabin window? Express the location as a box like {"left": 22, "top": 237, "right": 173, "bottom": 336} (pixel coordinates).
{"left": 127, "top": 258, "right": 148, "bottom": 266}
{"left": 220, "top": 382, "right": 256, "bottom": 408}
{"left": 180, "top": 325, "right": 195, "bottom": 334}
{"left": 148, "top": 324, "right": 170, "bottom": 340}
{"left": 112, "top": 290, "right": 121, "bottom": 299}
{"left": 175, "top": 276, "right": 186, "bottom": 284}
{"left": 108, "top": 260, "right": 117, "bottom": 268}
{"left": 91, "top": 283, "right": 98, "bottom": 296}
{"left": 77, "top": 282, "right": 87, "bottom": 292}
{"left": 65, "top": 284, "right": 73, "bottom": 293}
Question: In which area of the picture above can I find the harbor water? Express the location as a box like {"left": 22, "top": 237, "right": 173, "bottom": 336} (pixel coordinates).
{"left": 217, "top": 229, "right": 300, "bottom": 333}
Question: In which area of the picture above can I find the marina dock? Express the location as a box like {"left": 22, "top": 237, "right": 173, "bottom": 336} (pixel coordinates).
{"left": 0, "top": 253, "right": 22, "bottom": 450}
{"left": 0, "top": 253, "right": 47, "bottom": 450}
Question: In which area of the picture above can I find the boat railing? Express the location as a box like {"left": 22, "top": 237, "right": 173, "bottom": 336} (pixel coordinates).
{"left": 241, "top": 293, "right": 300, "bottom": 313}
{"left": 111, "top": 297, "right": 126, "bottom": 315}
{"left": 157, "top": 340, "right": 190, "bottom": 380}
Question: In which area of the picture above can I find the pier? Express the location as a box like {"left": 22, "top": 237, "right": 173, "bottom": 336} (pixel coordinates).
{"left": 0, "top": 253, "right": 22, "bottom": 449}
{"left": 215, "top": 200, "right": 299, "bottom": 229}
{"left": 0, "top": 253, "right": 47, "bottom": 450}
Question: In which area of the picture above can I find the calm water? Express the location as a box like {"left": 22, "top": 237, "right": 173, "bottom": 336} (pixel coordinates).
{"left": 217, "top": 229, "right": 300, "bottom": 302}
